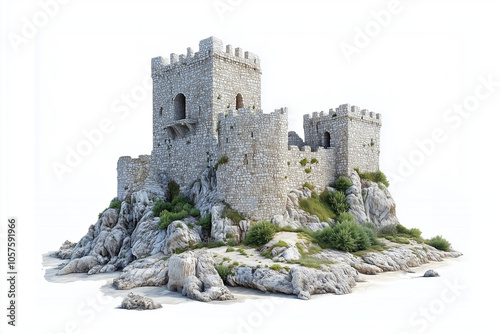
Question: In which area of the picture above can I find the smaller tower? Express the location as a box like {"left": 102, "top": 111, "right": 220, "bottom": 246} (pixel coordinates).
{"left": 303, "top": 104, "right": 382, "bottom": 177}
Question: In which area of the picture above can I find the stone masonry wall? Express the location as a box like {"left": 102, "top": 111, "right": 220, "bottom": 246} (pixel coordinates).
{"left": 217, "top": 108, "right": 288, "bottom": 220}
{"left": 117, "top": 155, "right": 151, "bottom": 201}
{"left": 286, "top": 146, "right": 336, "bottom": 192}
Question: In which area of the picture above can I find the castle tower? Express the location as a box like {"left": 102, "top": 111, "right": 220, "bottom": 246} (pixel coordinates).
{"left": 149, "top": 37, "right": 262, "bottom": 187}
{"left": 217, "top": 108, "right": 289, "bottom": 221}
{"left": 303, "top": 104, "right": 382, "bottom": 177}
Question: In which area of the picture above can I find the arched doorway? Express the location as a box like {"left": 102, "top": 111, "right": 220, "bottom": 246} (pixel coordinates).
{"left": 236, "top": 93, "right": 244, "bottom": 110}
{"left": 174, "top": 94, "right": 186, "bottom": 120}
{"left": 322, "top": 132, "right": 331, "bottom": 148}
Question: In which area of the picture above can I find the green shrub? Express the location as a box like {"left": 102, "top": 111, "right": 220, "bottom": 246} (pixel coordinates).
{"left": 299, "top": 158, "right": 308, "bottom": 166}
{"left": 336, "top": 212, "right": 356, "bottom": 224}
{"left": 327, "top": 191, "right": 350, "bottom": 216}
{"left": 274, "top": 240, "right": 288, "bottom": 248}
{"left": 426, "top": 235, "right": 451, "bottom": 251}
{"left": 226, "top": 246, "right": 235, "bottom": 252}
{"left": 158, "top": 210, "right": 188, "bottom": 230}
{"left": 215, "top": 265, "right": 232, "bottom": 282}
{"left": 198, "top": 214, "right": 212, "bottom": 235}
{"left": 288, "top": 256, "right": 332, "bottom": 269}
{"left": 187, "top": 222, "right": 194, "bottom": 229}
{"left": 189, "top": 208, "right": 200, "bottom": 217}
{"left": 226, "top": 239, "right": 238, "bottom": 247}
{"left": 311, "top": 158, "right": 319, "bottom": 164}
{"left": 215, "top": 155, "right": 229, "bottom": 170}
{"left": 355, "top": 170, "right": 390, "bottom": 187}
{"left": 109, "top": 200, "right": 122, "bottom": 212}
{"left": 334, "top": 176, "right": 352, "bottom": 193}
{"left": 303, "top": 182, "right": 314, "bottom": 191}
{"left": 222, "top": 206, "right": 245, "bottom": 224}
{"left": 168, "top": 180, "right": 180, "bottom": 198}
{"left": 152, "top": 200, "right": 171, "bottom": 217}
{"left": 316, "top": 219, "right": 377, "bottom": 253}
{"left": 207, "top": 241, "right": 226, "bottom": 248}
{"left": 377, "top": 224, "right": 397, "bottom": 236}
{"left": 305, "top": 168, "right": 312, "bottom": 174}
{"left": 244, "top": 221, "right": 277, "bottom": 246}
{"left": 171, "top": 195, "right": 188, "bottom": 207}
{"left": 183, "top": 203, "right": 193, "bottom": 211}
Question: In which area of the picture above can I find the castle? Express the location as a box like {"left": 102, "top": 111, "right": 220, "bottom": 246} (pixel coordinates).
{"left": 117, "top": 37, "right": 382, "bottom": 221}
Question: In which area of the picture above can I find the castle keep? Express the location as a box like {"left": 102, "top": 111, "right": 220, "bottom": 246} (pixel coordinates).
{"left": 117, "top": 37, "right": 382, "bottom": 220}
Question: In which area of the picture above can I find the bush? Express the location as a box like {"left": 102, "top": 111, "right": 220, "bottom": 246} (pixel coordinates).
{"left": 189, "top": 208, "right": 200, "bottom": 217}
{"left": 316, "top": 219, "right": 377, "bottom": 253}
{"left": 311, "top": 158, "right": 319, "bottom": 164}
{"left": 377, "top": 224, "right": 398, "bottom": 236}
{"left": 269, "top": 264, "right": 283, "bottom": 271}
{"left": 299, "top": 158, "right": 308, "bottom": 166}
{"left": 158, "top": 210, "right": 188, "bottom": 230}
{"left": 426, "top": 235, "right": 451, "bottom": 251}
{"left": 305, "top": 168, "right": 312, "bottom": 174}
{"left": 198, "top": 214, "right": 212, "bottom": 235}
{"left": 244, "top": 221, "right": 276, "bottom": 246}
{"left": 152, "top": 200, "right": 172, "bottom": 217}
{"left": 109, "top": 200, "right": 122, "bottom": 212}
{"left": 168, "top": 180, "right": 180, "bottom": 198}
{"left": 334, "top": 176, "right": 352, "bottom": 193}
{"left": 215, "top": 265, "right": 232, "bottom": 282}
{"left": 327, "top": 191, "right": 350, "bottom": 216}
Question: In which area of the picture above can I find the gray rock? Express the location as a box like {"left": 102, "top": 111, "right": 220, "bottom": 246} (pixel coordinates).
{"left": 57, "top": 240, "right": 75, "bottom": 259}
{"left": 121, "top": 293, "right": 162, "bottom": 310}
{"left": 162, "top": 221, "right": 202, "bottom": 255}
{"left": 167, "top": 251, "right": 233, "bottom": 302}
{"left": 423, "top": 269, "right": 440, "bottom": 277}
{"left": 113, "top": 254, "right": 169, "bottom": 290}
{"left": 57, "top": 255, "right": 98, "bottom": 275}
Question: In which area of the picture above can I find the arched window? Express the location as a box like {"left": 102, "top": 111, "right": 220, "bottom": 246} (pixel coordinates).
{"left": 174, "top": 94, "right": 186, "bottom": 120}
{"left": 322, "top": 132, "right": 331, "bottom": 148}
{"left": 236, "top": 93, "right": 244, "bottom": 110}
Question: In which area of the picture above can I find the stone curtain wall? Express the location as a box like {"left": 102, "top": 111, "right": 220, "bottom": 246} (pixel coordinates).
{"left": 117, "top": 155, "right": 151, "bottom": 201}
{"left": 286, "top": 146, "right": 336, "bottom": 192}
{"left": 217, "top": 108, "right": 288, "bottom": 220}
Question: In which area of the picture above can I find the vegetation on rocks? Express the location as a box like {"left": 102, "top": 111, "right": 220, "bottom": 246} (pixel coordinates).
{"left": 354, "top": 169, "right": 390, "bottom": 188}
{"left": 244, "top": 221, "right": 277, "bottom": 246}
{"left": 426, "top": 235, "right": 451, "bottom": 251}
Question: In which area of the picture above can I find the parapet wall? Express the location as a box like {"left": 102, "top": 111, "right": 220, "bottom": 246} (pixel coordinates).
{"left": 117, "top": 155, "right": 151, "bottom": 201}
{"left": 216, "top": 108, "right": 289, "bottom": 220}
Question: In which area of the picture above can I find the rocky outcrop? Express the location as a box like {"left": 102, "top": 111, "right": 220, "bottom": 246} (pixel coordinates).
{"left": 226, "top": 264, "right": 360, "bottom": 300}
{"left": 162, "top": 221, "right": 202, "bottom": 254}
{"left": 57, "top": 240, "right": 76, "bottom": 259}
{"left": 346, "top": 170, "right": 399, "bottom": 226}
{"left": 313, "top": 242, "right": 462, "bottom": 274}
{"left": 121, "top": 293, "right": 162, "bottom": 310}
{"left": 167, "top": 251, "right": 233, "bottom": 302}
{"left": 113, "top": 254, "right": 169, "bottom": 290}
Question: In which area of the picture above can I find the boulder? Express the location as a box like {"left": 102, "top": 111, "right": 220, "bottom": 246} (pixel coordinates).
{"left": 162, "top": 221, "right": 202, "bottom": 255}
{"left": 423, "top": 269, "right": 440, "bottom": 277}
{"left": 113, "top": 254, "right": 169, "bottom": 290}
{"left": 121, "top": 293, "right": 162, "bottom": 310}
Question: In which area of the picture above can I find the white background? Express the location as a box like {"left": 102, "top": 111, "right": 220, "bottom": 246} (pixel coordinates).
{"left": 1, "top": 0, "right": 499, "bottom": 333}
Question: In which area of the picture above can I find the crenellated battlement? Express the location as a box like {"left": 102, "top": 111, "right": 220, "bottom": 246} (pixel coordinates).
{"left": 303, "top": 104, "right": 382, "bottom": 125}
{"left": 151, "top": 36, "right": 261, "bottom": 76}
{"left": 218, "top": 107, "right": 287, "bottom": 123}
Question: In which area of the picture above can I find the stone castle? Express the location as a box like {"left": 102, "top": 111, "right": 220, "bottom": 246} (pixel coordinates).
{"left": 117, "top": 37, "right": 382, "bottom": 220}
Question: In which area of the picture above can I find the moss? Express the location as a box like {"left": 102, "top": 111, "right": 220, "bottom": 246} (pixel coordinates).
{"left": 299, "top": 158, "right": 308, "bottom": 166}
{"left": 215, "top": 155, "right": 229, "bottom": 170}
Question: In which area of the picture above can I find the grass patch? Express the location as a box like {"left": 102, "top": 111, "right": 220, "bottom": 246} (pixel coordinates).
{"left": 289, "top": 256, "right": 332, "bottom": 269}
{"left": 215, "top": 155, "right": 229, "bottom": 170}
{"left": 303, "top": 182, "right": 314, "bottom": 191}
{"left": 355, "top": 169, "right": 390, "bottom": 187}
{"left": 222, "top": 205, "right": 245, "bottom": 224}
{"left": 305, "top": 168, "right": 311, "bottom": 174}
{"left": 226, "top": 246, "right": 235, "bottom": 252}
{"left": 299, "top": 191, "right": 336, "bottom": 223}
{"left": 299, "top": 158, "right": 308, "bottom": 166}
{"left": 269, "top": 264, "right": 283, "bottom": 271}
